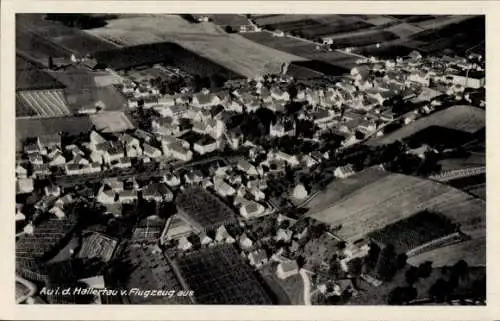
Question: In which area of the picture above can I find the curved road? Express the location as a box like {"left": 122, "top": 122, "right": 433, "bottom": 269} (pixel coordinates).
{"left": 16, "top": 274, "right": 37, "bottom": 304}
{"left": 299, "top": 269, "right": 312, "bottom": 305}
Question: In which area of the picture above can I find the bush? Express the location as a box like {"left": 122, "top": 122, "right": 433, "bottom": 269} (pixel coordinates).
{"left": 387, "top": 286, "right": 417, "bottom": 305}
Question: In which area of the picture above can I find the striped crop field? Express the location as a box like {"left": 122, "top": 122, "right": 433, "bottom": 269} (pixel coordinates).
{"left": 306, "top": 167, "right": 485, "bottom": 266}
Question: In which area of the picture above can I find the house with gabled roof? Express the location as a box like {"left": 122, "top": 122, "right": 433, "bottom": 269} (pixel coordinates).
{"left": 16, "top": 164, "right": 28, "bottom": 179}
{"left": 276, "top": 260, "right": 299, "bottom": 279}
{"left": 240, "top": 201, "right": 266, "bottom": 219}
{"left": 16, "top": 178, "right": 34, "bottom": 194}
{"left": 162, "top": 142, "right": 193, "bottom": 162}
{"left": 143, "top": 182, "right": 173, "bottom": 202}
{"left": 192, "top": 90, "right": 221, "bottom": 109}
{"left": 334, "top": 164, "right": 355, "bottom": 178}
{"left": 44, "top": 184, "right": 61, "bottom": 197}
{"left": 214, "top": 178, "right": 236, "bottom": 197}
{"left": 90, "top": 131, "right": 107, "bottom": 151}
{"left": 143, "top": 143, "right": 162, "bottom": 159}
{"left": 239, "top": 233, "right": 254, "bottom": 250}
{"left": 48, "top": 151, "right": 66, "bottom": 167}
{"left": 237, "top": 159, "right": 259, "bottom": 176}
{"left": 270, "top": 87, "right": 290, "bottom": 101}
{"left": 118, "top": 189, "right": 138, "bottom": 204}
{"left": 248, "top": 249, "right": 269, "bottom": 268}
{"left": 32, "top": 163, "right": 51, "bottom": 177}
{"left": 28, "top": 153, "right": 44, "bottom": 166}
{"left": 193, "top": 136, "right": 218, "bottom": 155}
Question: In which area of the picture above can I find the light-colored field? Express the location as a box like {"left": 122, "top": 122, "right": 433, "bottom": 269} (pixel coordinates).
{"left": 368, "top": 105, "right": 485, "bottom": 146}
{"left": 90, "top": 111, "right": 135, "bottom": 133}
{"left": 387, "top": 22, "right": 425, "bottom": 38}
{"left": 307, "top": 167, "right": 485, "bottom": 245}
{"left": 86, "top": 15, "right": 306, "bottom": 78}
{"left": 364, "top": 16, "right": 397, "bottom": 26}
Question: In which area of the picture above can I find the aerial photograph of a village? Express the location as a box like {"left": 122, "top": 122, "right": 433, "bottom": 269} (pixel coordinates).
{"left": 15, "top": 13, "right": 485, "bottom": 305}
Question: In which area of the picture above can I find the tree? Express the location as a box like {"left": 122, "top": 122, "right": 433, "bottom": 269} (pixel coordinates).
{"left": 348, "top": 257, "right": 364, "bottom": 277}
{"left": 375, "top": 244, "right": 397, "bottom": 281}
{"left": 396, "top": 253, "right": 408, "bottom": 270}
{"left": 451, "top": 259, "right": 469, "bottom": 279}
{"left": 417, "top": 261, "right": 433, "bottom": 278}
{"left": 429, "top": 278, "right": 449, "bottom": 303}
{"left": 364, "top": 242, "right": 380, "bottom": 270}
{"left": 48, "top": 56, "right": 54, "bottom": 70}
{"left": 405, "top": 266, "right": 419, "bottom": 285}
{"left": 387, "top": 286, "right": 417, "bottom": 305}
{"left": 327, "top": 294, "right": 342, "bottom": 305}
{"left": 279, "top": 219, "right": 291, "bottom": 230}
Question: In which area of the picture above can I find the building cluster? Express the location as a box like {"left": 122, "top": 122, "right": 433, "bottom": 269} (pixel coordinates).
{"left": 14, "top": 36, "right": 486, "bottom": 306}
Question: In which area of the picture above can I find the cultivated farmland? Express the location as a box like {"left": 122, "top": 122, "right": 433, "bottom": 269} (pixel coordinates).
{"left": 242, "top": 32, "right": 359, "bottom": 70}
{"left": 85, "top": 14, "right": 305, "bottom": 78}
{"left": 408, "top": 236, "right": 486, "bottom": 267}
{"left": 119, "top": 243, "right": 191, "bottom": 304}
{"left": 173, "top": 244, "right": 273, "bottom": 304}
{"left": 16, "top": 13, "right": 117, "bottom": 60}
{"left": 253, "top": 14, "right": 374, "bottom": 39}
{"left": 176, "top": 187, "right": 238, "bottom": 232}
{"left": 306, "top": 166, "right": 485, "bottom": 266}
{"left": 48, "top": 67, "right": 127, "bottom": 113}
{"left": 93, "top": 42, "right": 242, "bottom": 80}
{"left": 368, "top": 105, "right": 485, "bottom": 146}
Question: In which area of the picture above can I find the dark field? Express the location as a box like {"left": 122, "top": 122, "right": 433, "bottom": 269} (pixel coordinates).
{"left": 286, "top": 62, "right": 325, "bottom": 79}
{"left": 206, "top": 14, "right": 249, "bottom": 26}
{"left": 16, "top": 28, "right": 71, "bottom": 64}
{"left": 16, "top": 13, "right": 117, "bottom": 62}
{"left": 331, "top": 31, "right": 399, "bottom": 48}
{"left": 368, "top": 210, "right": 458, "bottom": 254}
{"left": 357, "top": 15, "right": 484, "bottom": 58}
{"left": 390, "top": 15, "right": 438, "bottom": 23}
{"left": 16, "top": 116, "right": 93, "bottom": 151}
{"left": 292, "top": 60, "right": 348, "bottom": 76}
{"left": 242, "top": 32, "right": 358, "bottom": 69}
{"left": 255, "top": 15, "right": 374, "bottom": 39}
{"left": 49, "top": 67, "right": 127, "bottom": 112}
{"left": 174, "top": 245, "right": 273, "bottom": 304}
{"left": 176, "top": 187, "right": 237, "bottom": 232}
{"left": 93, "top": 42, "right": 244, "bottom": 80}
{"left": 412, "top": 16, "right": 484, "bottom": 51}
{"left": 16, "top": 55, "right": 66, "bottom": 91}
{"left": 404, "top": 126, "right": 474, "bottom": 150}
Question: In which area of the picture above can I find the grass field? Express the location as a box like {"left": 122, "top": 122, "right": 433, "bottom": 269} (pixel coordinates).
{"left": 306, "top": 167, "right": 485, "bottom": 266}
{"left": 85, "top": 15, "right": 305, "bottom": 78}
{"left": 48, "top": 67, "right": 127, "bottom": 113}
{"left": 90, "top": 111, "right": 135, "bottom": 133}
{"left": 368, "top": 105, "right": 485, "bottom": 146}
